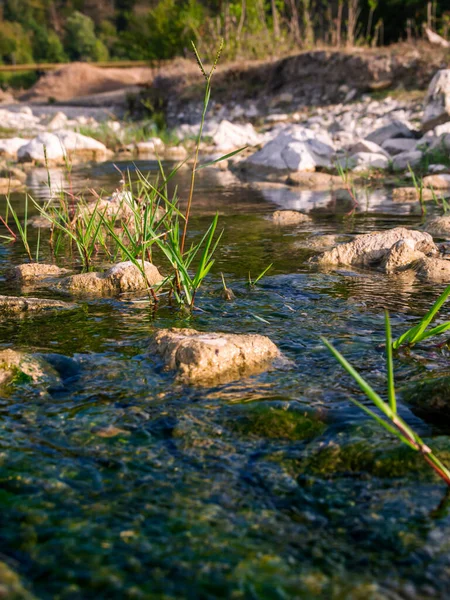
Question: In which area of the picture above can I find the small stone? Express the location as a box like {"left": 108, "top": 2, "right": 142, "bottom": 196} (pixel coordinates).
{"left": 57, "top": 261, "right": 163, "bottom": 295}
{"left": 0, "top": 178, "right": 24, "bottom": 193}
{"left": 422, "top": 174, "right": 450, "bottom": 189}
{"left": 426, "top": 216, "right": 450, "bottom": 238}
{"left": 8, "top": 263, "right": 70, "bottom": 283}
{"left": 381, "top": 138, "right": 417, "bottom": 155}
{"left": 268, "top": 210, "right": 312, "bottom": 226}
{"left": 152, "top": 328, "right": 281, "bottom": 385}
{"left": 93, "top": 425, "right": 128, "bottom": 438}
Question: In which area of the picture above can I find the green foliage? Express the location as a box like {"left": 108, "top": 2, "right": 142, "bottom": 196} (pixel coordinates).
{"left": 393, "top": 285, "right": 450, "bottom": 349}
{"left": 31, "top": 24, "right": 67, "bottom": 63}
{"left": 0, "top": 20, "right": 33, "bottom": 64}
{"left": 119, "top": 0, "right": 204, "bottom": 60}
{"left": 322, "top": 310, "right": 450, "bottom": 485}
{"left": 65, "top": 11, "right": 109, "bottom": 62}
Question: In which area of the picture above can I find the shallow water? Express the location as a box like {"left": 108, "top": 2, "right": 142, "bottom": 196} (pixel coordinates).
{"left": 1, "top": 161, "right": 450, "bottom": 599}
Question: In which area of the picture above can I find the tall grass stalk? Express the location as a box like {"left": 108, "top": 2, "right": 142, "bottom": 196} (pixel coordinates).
{"left": 180, "top": 40, "right": 223, "bottom": 255}
{"left": 322, "top": 311, "right": 450, "bottom": 485}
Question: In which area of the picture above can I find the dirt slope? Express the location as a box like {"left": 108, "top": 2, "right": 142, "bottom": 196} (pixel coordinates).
{"left": 21, "top": 62, "right": 154, "bottom": 103}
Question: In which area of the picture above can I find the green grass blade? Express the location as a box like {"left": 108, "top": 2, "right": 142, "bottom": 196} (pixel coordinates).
{"left": 321, "top": 337, "right": 394, "bottom": 419}
{"left": 195, "top": 147, "right": 248, "bottom": 171}
{"left": 385, "top": 311, "right": 396, "bottom": 414}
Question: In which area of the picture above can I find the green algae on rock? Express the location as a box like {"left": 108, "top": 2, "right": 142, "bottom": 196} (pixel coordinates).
{"left": 0, "top": 349, "right": 61, "bottom": 388}
{"left": 0, "top": 561, "right": 37, "bottom": 600}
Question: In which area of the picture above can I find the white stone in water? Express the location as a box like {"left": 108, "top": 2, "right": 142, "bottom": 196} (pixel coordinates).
{"left": 18, "top": 131, "right": 109, "bottom": 163}
{"left": 151, "top": 328, "right": 281, "bottom": 384}
{"left": 245, "top": 125, "right": 334, "bottom": 172}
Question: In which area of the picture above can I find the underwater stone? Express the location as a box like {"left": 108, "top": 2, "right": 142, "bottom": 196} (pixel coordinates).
{"left": 268, "top": 210, "right": 312, "bottom": 226}
{"left": 0, "top": 295, "right": 77, "bottom": 315}
{"left": 0, "top": 349, "right": 61, "bottom": 388}
{"left": 316, "top": 227, "right": 437, "bottom": 268}
{"left": 57, "top": 261, "right": 163, "bottom": 295}
{"left": 152, "top": 328, "right": 281, "bottom": 385}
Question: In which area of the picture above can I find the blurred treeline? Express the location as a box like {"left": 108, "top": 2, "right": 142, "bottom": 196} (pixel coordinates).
{"left": 0, "top": 1, "right": 449, "bottom": 65}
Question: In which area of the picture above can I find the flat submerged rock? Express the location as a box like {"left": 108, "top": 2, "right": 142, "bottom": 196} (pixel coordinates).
{"left": 152, "top": 328, "right": 282, "bottom": 385}
{"left": 0, "top": 295, "right": 77, "bottom": 315}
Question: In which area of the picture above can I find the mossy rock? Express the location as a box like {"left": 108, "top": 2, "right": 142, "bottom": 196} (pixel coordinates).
{"left": 0, "top": 349, "right": 61, "bottom": 390}
{"left": 0, "top": 561, "right": 36, "bottom": 599}
{"left": 225, "top": 404, "right": 327, "bottom": 441}
{"left": 402, "top": 375, "right": 450, "bottom": 420}
{"left": 299, "top": 422, "right": 450, "bottom": 481}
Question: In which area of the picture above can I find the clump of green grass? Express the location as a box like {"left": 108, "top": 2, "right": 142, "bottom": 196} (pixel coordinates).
{"left": 0, "top": 41, "right": 242, "bottom": 312}
{"left": 322, "top": 310, "right": 450, "bottom": 485}
{"left": 393, "top": 285, "right": 450, "bottom": 349}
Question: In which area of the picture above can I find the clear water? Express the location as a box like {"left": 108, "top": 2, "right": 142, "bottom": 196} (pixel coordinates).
{"left": 1, "top": 161, "right": 450, "bottom": 600}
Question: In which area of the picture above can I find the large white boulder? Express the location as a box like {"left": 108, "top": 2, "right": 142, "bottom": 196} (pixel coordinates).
{"left": 0, "top": 137, "right": 29, "bottom": 159}
{"left": 423, "top": 70, "right": 450, "bottom": 131}
{"left": 245, "top": 126, "right": 334, "bottom": 172}
{"left": 211, "top": 120, "right": 263, "bottom": 152}
{"left": 18, "top": 131, "right": 110, "bottom": 163}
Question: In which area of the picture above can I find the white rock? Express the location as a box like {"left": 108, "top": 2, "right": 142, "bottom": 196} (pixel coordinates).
{"left": 381, "top": 138, "right": 417, "bottom": 155}
{"left": 47, "top": 112, "right": 68, "bottom": 131}
{"left": 366, "top": 120, "right": 415, "bottom": 146}
{"left": 349, "top": 140, "right": 388, "bottom": 156}
{"left": 422, "top": 70, "right": 450, "bottom": 131}
{"left": 392, "top": 150, "right": 423, "bottom": 171}
{"left": 245, "top": 125, "right": 334, "bottom": 172}
{"left": 135, "top": 137, "right": 165, "bottom": 155}
{"left": 18, "top": 133, "right": 65, "bottom": 162}
{"left": 0, "top": 137, "right": 29, "bottom": 159}
{"left": 211, "top": 120, "right": 263, "bottom": 152}
{"left": 18, "top": 131, "right": 109, "bottom": 163}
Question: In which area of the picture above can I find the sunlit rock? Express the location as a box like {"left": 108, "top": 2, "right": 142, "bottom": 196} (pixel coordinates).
{"left": 18, "top": 131, "right": 110, "bottom": 164}
{"left": 0, "top": 137, "right": 29, "bottom": 159}
{"left": 416, "top": 256, "right": 450, "bottom": 283}
{"left": 382, "top": 239, "right": 426, "bottom": 273}
{"left": 244, "top": 125, "right": 334, "bottom": 173}
{"left": 8, "top": 263, "right": 70, "bottom": 283}
{"left": 152, "top": 328, "right": 281, "bottom": 385}
{"left": 316, "top": 228, "right": 437, "bottom": 268}
{"left": 57, "top": 261, "right": 163, "bottom": 295}
{"left": 0, "top": 177, "right": 24, "bottom": 193}
{"left": 0, "top": 294, "right": 77, "bottom": 315}
{"left": 422, "top": 174, "right": 450, "bottom": 189}
{"left": 425, "top": 216, "right": 450, "bottom": 238}
{"left": 268, "top": 210, "right": 312, "bottom": 225}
